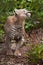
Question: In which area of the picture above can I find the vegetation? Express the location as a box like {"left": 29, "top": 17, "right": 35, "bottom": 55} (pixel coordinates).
{"left": 26, "top": 44, "right": 43, "bottom": 64}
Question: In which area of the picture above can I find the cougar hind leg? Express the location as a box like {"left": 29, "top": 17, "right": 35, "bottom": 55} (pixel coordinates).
{"left": 5, "top": 34, "right": 11, "bottom": 55}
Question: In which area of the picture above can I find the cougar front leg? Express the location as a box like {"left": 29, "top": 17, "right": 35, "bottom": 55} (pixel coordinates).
{"left": 14, "top": 41, "right": 22, "bottom": 56}
{"left": 22, "top": 22, "right": 26, "bottom": 44}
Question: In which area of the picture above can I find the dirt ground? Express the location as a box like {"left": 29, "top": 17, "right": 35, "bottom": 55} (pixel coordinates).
{"left": 0, "top": 28, "right": 43, "bottom": 65}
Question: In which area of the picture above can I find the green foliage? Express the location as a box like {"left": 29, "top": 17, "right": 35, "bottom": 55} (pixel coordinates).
{"left": 25, "top": 19, "right": 34, "bottom": 31}
{"left": 26, "top": 44, "right": 43, "bottom": 64}
{"left": 0, "top": 0, "right": 43, "bottom": 42}
{"left": 0, "top": 29, "right": 5, "bottom": 42}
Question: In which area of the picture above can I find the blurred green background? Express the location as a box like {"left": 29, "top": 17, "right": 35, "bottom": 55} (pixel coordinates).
{"left": 0, "top": 0, "right": 43, "bottom": 42}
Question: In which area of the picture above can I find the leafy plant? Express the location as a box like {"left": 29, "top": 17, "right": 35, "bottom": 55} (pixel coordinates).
{"left": 26, "top": 44, "right": 43, "bottom": 64}
{"left": 0, "top": 29, "right": 5, "bottom": 42}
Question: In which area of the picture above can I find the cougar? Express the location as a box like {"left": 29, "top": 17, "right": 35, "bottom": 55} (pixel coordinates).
{"left": 5, "top": 9, "right": 31, "bottom": 56}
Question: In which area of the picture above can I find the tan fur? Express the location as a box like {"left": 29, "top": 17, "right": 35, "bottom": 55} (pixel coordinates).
{"left": 5, "top": 9, "right": 31, "bottom": 56}
{"left": 7, "top": 15, "right": 17, "bottom": 24}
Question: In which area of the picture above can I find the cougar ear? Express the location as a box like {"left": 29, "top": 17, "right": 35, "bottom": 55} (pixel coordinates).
{"left": 15, "top": 9, "right": 18, "bottom": 12}
{"left": 15, "top": 9, "right": 19, "bottom": 15}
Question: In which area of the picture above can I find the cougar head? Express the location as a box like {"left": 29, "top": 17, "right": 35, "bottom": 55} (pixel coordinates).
{"left": 15, "top": 9, "right": 31, "bottom": 19}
